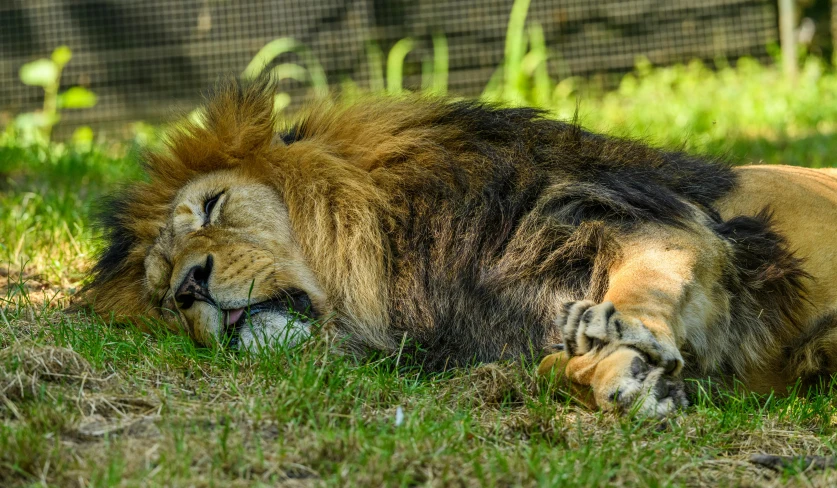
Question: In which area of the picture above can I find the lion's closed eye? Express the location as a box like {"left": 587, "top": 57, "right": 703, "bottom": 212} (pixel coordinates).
{"left": 202, "top": 191, "right": 225, "bottom": 226}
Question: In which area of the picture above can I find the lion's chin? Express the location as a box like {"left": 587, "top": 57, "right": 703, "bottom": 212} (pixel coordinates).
{"left": 221, "top": 292, "right": 316, "bottom": 352}
{"left": 227, "top": 309, "right": 312, "bottom": 352}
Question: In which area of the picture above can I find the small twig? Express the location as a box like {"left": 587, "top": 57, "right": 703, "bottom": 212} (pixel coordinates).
{"left": 750, "top": 454, "right": 837, "bottom": 472}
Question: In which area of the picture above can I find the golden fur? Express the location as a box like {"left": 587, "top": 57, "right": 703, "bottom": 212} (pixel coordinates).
{"left": 80, "top": 80, "right": 837, "bottom": 416}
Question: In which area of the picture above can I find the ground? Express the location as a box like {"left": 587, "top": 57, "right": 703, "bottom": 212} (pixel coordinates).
{"left": 5, "top": 61, "right": 837, "bottom": 485}
{"left": 4, "top": 309, "right": 837, "bottom": 487}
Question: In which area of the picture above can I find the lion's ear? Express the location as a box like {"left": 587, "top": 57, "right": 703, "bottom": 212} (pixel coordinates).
{"left": 200, "top": 77, "right": 279, "bottom": 157}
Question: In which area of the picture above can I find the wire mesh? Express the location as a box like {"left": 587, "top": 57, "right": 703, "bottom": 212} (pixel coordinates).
{"left": 0, "top": 0, "right": 778, "bottom": 138}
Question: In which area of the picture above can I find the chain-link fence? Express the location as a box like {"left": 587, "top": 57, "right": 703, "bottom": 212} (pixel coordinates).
{"left": 1, "top": 0, "right": 778, "bottom": 138}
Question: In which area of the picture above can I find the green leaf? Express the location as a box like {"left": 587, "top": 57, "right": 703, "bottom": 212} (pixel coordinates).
{"left": 51, "top": 45, "right": 72, "bottom": 67}
{"left": 59, "top": 87, "right": 98, "bottom": 109}
{"left": 273, "top": 93, "right": 291, "bottom": 113}
{"left": 72, "top": 126, "right": 95, "bottom": 148}
{"left": 19, "top": 59, "right": 58, "bottom": 87}
{"left": 242, "top": 38, "right": 299, "bottom": 79}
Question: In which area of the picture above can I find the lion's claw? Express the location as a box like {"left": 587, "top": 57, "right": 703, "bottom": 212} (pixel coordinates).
{"left": 557, "top": 300, "right": 683, "bottom": 375}
{"left": 604, "top": 356, "right": 688, "bottom": 417}
{"left": 555, "top": 300, "right": 688, "bottom": 417}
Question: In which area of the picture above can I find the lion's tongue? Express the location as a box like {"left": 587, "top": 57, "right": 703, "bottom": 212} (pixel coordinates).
{"left": 225, "top": 308, "right": 245, "bottom": 326}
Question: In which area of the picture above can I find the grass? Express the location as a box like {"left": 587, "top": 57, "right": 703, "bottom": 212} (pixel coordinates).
{"left": 554, "top": 56, "right": 837, "bottom": 169}
{"left": 5, "top": 38, "right": 837, "bottom": 488}
{"left": 4, "top": 307, "right": 837, "bottom": 486}
{"left": 0, "top": 133, "right": 143, "bottom": 289}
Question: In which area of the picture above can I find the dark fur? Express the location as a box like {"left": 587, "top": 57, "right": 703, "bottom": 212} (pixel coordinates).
{"left": 710, "top": 211, "right": 810, "bottom": 374}
{"left": 86, "top": 188, "right": 147, "bottom": 308}
{"left": 286, "top": 100, "right": 797, "bottom": 371}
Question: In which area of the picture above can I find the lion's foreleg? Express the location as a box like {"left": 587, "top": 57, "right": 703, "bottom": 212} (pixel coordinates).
{"left": 540, "top": 226, "right": 723, "bottom": 416}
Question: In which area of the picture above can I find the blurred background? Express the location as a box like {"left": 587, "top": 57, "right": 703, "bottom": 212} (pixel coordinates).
{"left": 1, "top": 0, "right": 788, "bottom": 137}
{"left": 0, "top": 0, "right": 836, "bottom": 287}
{"left": 1, "top": 1, "right": 831, "bottom": 141}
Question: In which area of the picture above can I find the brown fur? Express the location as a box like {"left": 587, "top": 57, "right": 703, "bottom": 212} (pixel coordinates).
{"left": 79, "top": 79, "right": 837, "bottom": 416}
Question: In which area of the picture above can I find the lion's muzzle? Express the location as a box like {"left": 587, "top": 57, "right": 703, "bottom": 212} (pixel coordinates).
{"left": 174, "top": 254, "right": 215, "bottom": 310}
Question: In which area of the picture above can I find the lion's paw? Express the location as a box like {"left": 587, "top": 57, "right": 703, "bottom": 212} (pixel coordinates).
{"left": 595, "top": 352, "right": 688, "bottom": 417}
{"left": 557, "top": 300, "right": 683, "bottom": 375}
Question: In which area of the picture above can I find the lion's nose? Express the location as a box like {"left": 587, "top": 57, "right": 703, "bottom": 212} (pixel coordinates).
{"left": 175, "top": 255, "right": 214, "bottom": 310}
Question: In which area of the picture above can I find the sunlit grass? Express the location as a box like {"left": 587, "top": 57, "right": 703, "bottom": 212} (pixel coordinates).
{"left": 558, "top": 57, "right": 837, "bottom": 168}
{"left": 0, "top": 135, "right": 143, "bottom": 289}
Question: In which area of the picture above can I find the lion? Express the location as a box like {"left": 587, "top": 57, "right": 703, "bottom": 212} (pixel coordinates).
{"left": 79, "top": 79, "right": 837, "bottom": 417}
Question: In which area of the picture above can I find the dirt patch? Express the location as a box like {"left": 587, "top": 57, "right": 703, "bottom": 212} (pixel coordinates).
{"left": 73, "top": 414, "right": 162, "bottom": 440}
{"left": 442, "top": 362, "right": 532, "bottom": 406}
{"left": 1, "top": 265, "right": 71, "bottom": 310}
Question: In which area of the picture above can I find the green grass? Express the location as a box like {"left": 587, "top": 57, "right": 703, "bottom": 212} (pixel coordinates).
{"left": 0, "top": 133, "right": 143, "bottom": 289}
{"left": 553, "top": 56, "right": 837, "bottom": 168}
{"left": 5, "top": 42, "right": 837, "bottom": 486}
{"left": 3, "top": 298, "right": 837, "bottom": 486}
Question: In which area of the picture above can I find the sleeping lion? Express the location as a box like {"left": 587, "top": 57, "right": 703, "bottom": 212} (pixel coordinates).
{"left": 80, "top": 80, "right": 837, "bottom": 417}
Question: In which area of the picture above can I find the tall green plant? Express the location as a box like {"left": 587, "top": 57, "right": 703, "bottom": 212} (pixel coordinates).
{"left": 422, "top": 34, "right": 449, "bottom": 95}
{"left": 15, "top": 46, "right": 97, "bottom": 143}
{"left": 244, "top": 32, "right": 449, "bottom": 109}
{"left": 482, "top": 0, "right": 559, "bottom": 106}
{"left": 242, "top": 38, "right": 329, "bottom": 113}
{"left": 502, "top": 0, "right": 533, "bottom": 102}
{"left": 365, "top": 35, "right": 448, "bottom": 95}
{"left": 386, "top": 38, "right": 415, "bottom": 94}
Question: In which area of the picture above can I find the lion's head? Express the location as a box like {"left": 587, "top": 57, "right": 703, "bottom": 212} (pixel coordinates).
{"left": 83, "top": 79, "right": 568, "bottom": 355}
{"left": 141, "top": 167, "right": 325, "bottom": 349}
{"left": 80, "top": 80, "right": 351, "bottom": 350}
{"left": 82, "top": 79, "right": 417, "bottom": 352}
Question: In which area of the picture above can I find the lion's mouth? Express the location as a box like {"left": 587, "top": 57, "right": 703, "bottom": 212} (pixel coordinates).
{"left": 222, "top": 289, "right": 315, "bottom": 330}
